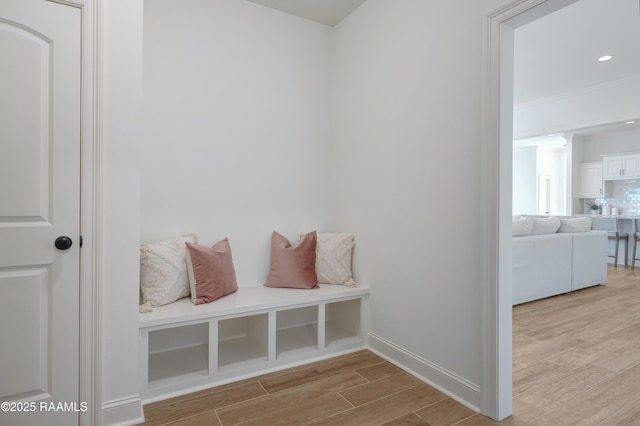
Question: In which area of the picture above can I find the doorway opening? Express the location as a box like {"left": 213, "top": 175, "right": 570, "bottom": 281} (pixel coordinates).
{"left": 487, "top": 0, "right": 638, "bottom": 421}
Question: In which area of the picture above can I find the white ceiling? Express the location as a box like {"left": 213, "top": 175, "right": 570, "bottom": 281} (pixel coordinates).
{"left": 514, "top": 0, "right": 640, "bottom": 106}
{"left": 245, "top": 0, "right": 366, "bottom": 27}
{"left": 514, "top": 0, "right": 640, "bottom": 137}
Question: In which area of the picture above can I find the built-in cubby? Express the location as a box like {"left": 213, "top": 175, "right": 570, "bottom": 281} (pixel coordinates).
{"left": 139, "top": 285, "right": 369, "bottom": 402}
{"left": 218, "top": 313, "right": 269, "bottom": 372}
{"left": 147, "top": 322, "right": 209, "bottom": 388}
{"left": 325, "top": 298, "right": 362, "bottom": 349}
{"left": 276, "top": 305, "right": 319, "bottom": 359}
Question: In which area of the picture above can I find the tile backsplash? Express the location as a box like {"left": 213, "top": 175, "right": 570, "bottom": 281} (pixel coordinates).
{"left": 593, "top": 179, "right": 640, "bottom": 215}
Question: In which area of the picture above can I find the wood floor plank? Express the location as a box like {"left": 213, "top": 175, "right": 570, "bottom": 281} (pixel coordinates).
{"left": 582, "top": 362, "right": 640, "bottom": 413}
{"left": 305, "top": 384, "right": 447, "bottom": 426}
{"left": 233, "top": 393, "right": 352, "bottom": 426}
{"left": 528, "top": 400, "right": 614, "bottom": 426}
{"left": 339, "top": 371, "right": 424, "bottom": 406}
{"left": 590, "top": 341, "right": 640, "bottom": 372}
{"left": 216, "top": 371, "right": 366, "bottom": 425}
{"left": 597, "top": 395, "right": 640, "bottom": 425}
{"left": 518, "top": 363, "right": 615, "bottom": 412}
{"left": 354, "top": 360, "right": 403, "bottom": 381}
{"left": 560, "top": 336, "right": 628, "bottom": 367}
{"left": 513, "top": 360, "right": 571, "bottom": 398}
{"left": 508, "top": 397, "right": 547, "bottom": 425}
{"left": 512, "top": 334, "right": 584, "bottom": 367}
{"left": 142, "top": 382, "right": 266, "bottom": 426}
{"left": 379, "top": 413, "right": 429, "bottom": 425}
{"left": 454, "top": 413, "right": 501, "bottom": 425}
{"left": 413, "top": 397, "right": 476, "bottom": 425}
{"left": 162, "top": 412, "right": 222, "bottom": 426}
{"left": 520, "top": 317, "right": 592, "bottom": 341}
{"left": 260, "top": 350, "right": 383, "bottom": 393}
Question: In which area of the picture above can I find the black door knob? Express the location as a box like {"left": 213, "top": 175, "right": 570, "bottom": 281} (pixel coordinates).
{"left": 55, "top": 236, "right": 73, "bottom": 250}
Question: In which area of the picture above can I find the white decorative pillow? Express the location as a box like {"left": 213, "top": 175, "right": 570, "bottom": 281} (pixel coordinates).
{"left": 558, "top": 217, "right": 592, "bottom": 233}
{"left": 512, "top": 217, "right": 533, "bottom": 237}
{"left": 530, "top": 217, "right": 561, "bottom": 235}
{"left": 139, "top": 233, "right": 198, "bottom": 313}
{"left": 307, "top": 232, "right": 357, "bottom": 287}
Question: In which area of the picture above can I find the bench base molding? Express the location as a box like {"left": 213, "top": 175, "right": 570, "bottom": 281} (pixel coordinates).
{"left": 102, "top": 396, "right": 144, "bottom": 426}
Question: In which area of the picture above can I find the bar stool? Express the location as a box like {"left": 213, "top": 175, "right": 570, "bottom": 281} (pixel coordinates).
{"left": 632, "top": 218, "right": 640, "bottom": 269}
{"left": 591, "top": 217, "right": 629, "bottom": 267}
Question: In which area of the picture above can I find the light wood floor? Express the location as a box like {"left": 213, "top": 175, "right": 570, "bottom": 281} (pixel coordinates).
{"left": 139, "top": 265, "right": 640, "bottom": 426}
{"left": 509, "top": 264, "right": 640, "bottom": 425}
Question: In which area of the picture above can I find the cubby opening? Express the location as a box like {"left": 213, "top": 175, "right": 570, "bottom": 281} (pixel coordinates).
{"left": 276, "top": 305, "right": 318, "bottom": 358}
{"left": 148, "top": 322, "right": 209, "bottom": 387}
{"left": 218, "top": 313, "right": 269, "bottom": 372}
{"left": 325, "top": 299, "right": 361, "bottom": 348}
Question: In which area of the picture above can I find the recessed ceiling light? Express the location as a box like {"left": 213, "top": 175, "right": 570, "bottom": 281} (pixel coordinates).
{"left": 598, "top": 55, "right": 613, "bottom": 62}
{"left": 626, "top": 121, "right": 635, "bottom": 124}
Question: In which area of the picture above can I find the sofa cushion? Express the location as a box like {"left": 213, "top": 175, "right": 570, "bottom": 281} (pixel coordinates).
{"left": 558, "top": 217, "right": 592, "bottom": 233}
{"left": 531, "top": 217, "right": 561, "bottom": 235}
{"left": 512, "top": 217, "right": 534, "bottom": 237}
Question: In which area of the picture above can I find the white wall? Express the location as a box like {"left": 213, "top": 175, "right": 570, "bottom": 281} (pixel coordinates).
{"left": 142, "top": 0, "right": 333, "bottom": 286}
{"left": 332, "top": 0, "right": 508, "bottom": 408}
{"left": 101, "top": 0, "right": 145, "bottom": 424}
{"left": 513, "top": 147, "right": 537, "bottom": 215}
{"left": 514, "top": 75, "right": 640, "bottom": 140}
{"left": 579, "top": 126, "right": 640, "bottom": 162}
{"left": 537, "top": 146, "right": 567, "bottom": 215}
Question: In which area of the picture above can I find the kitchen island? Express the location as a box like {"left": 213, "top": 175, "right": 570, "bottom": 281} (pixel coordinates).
{"left": 577, "top": 214, "right": 638, "bottom": 266}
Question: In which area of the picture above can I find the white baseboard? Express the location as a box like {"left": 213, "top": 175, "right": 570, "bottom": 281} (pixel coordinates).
{"left": 102, "top": 338, "right": 478, "bottom": 425}
{"left": 102, "top": 396, "right": 144, "bottom": 426}
{"left": 367, "top": 332, "right": 481, "bottom": 412}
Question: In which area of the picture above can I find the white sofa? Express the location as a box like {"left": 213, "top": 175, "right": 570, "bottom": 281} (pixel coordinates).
{"left": 512, "top": 216, "right": 607, "bottom": 305}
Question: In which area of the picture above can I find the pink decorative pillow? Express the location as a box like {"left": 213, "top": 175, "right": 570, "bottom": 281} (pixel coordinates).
{"left": 185, "top": 239, "right": 238, "bottom": 305}
{"left": 264, "top": 231, "right": 318, "bottom": 289}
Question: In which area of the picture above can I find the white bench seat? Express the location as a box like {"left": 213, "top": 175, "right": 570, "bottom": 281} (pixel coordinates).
{"left": 138, "top": 284, "right": 370, "bottom": 403}
{"left": 139, "top": 284, "right": 370, "bottom": 328}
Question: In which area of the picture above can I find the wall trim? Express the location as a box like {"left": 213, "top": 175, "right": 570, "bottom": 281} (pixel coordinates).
{"left": 48, "top": 0, "right": 102, "bottom": 425}
{"left": 481, "top": 0, "right": 581, "bottom": 421}
{"left": 367, "top": 333, "right": 480, "bottom": 412}
{"left": 102, "top": 397, "right": 144, "bottom": 426}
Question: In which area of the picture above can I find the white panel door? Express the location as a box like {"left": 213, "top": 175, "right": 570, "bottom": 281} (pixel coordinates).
{"left": 0, "top": 1, "right": 81, "bottom": 425}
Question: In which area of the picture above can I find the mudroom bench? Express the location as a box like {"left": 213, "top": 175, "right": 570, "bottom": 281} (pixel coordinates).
{"left": 138, "top": 284, "right": 370, "bottom": 402}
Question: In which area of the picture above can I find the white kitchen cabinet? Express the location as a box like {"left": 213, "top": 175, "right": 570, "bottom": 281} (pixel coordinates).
{"left": 603, "top": 154, "right": 640, "bottom": 179}
{"left": 578, "top": 162, "right": 603, "bottom": 198}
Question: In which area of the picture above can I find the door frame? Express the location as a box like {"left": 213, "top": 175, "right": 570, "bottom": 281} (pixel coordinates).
{"left": 48, "top": 0, "right": 101, "bottom": 424}
{"left": 481, "top": 0, "right": 580, "bottom": 420}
